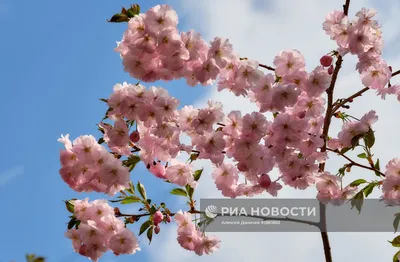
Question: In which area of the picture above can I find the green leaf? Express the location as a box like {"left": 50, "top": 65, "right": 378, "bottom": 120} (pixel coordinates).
{"left": 364, "top": 129, "right": 375, "bottom": 148}
{"left": 137, "top": 181, "right": 147, "bottom": 200}
{"left": 362, "top": 183, "right": 376, "bottom": 198}
{"left": 33, "top": 258, "right": 45, "bottom": 262}
{"left": 349, "top": 179, "right": 367, "bottom": 187}
{"left": 357, "top": 153, "right": 367, "bottom": 159}
{"left": 149, "top": 204, "right": 157, "bottom": 215}
{"left": 193, "top": 169, "right": 203, "bottom": 181}
{"left": 390, "top": 236, "right": 400, "bottom": 247}
{"left": 374, "top": 159, "right": 381, "bottom": 176}
{"left": 126, "top": 181, "right": 135, "bottom": 194}
{"left": 351, "top": 134, "right": 363, "bottom": 148}
{"left": 64, "top": 200, "right": 75, "bottom": 213}
{"left": 186, "top": 185, "right": 194, "bottom": 199}
{"left": 107, "top": 13, "right": 130, "bottom": 23}
{"left": 350, "top": 191, "right": 364, "bottom": 214}
{"left": 126, "top": 155, "right": 141, "bottom": 171}
{"left": 67, "top": 216, "right": 79, "bottom": 230}
{"left": 97, "top": 137, "right": 105, "bottom": 144}
{"left": 147, "top": 226, "right": 154, "bottom": 243}
{"left": 139, "top": 220, "right": 152, "bottom": 236}
{"left": 99, "top": 98, "right": 108, "bottom": 103}
{"left": 393, "top": 251, "right": 400, "bottom": 262}
{"left": 394, "top": 213, "right": 400, "bottom": 233}
{"left": 170, "top": 188, "right": 188, "bottom": 197}
{"left": 121, "top": 196, "right": 142, "bottom": 204}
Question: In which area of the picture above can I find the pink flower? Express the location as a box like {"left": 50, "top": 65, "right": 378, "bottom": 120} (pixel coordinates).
{"left": 174, "top": 210, "right": 196, "bottom": 234}
{"left": 177, "top": 230, "right": 201, "bottom": 251}
{"left": 323, "top": 11, "right": 345, "bottom": 38}
{"left": 273, "top": 50, "right": 305, "bottom": 77}
{"left": 65, "top": 229, "right": 82, "bottom": 252}
{"left": 385, "top": 158, "right": 400, "bottom": 177}
{"left": 145, "top": 5, "right": 178, "bottom": 33}
{"left": 212, "top": 163, "right": 239, "bottom": 197}
{"left": 149, "top": 162, "right": 167, "bottom": 179}
{"left": 242, "top": 112, "right": 268, "bottom": 139}
{"left": 222, "top": 111, "right": 242, "bottom": 137}
{"left": 78, "top": 221, "right": 105, "bottom": 246}
{"left": 78, "top": 244, "right": 108, "bottom": 262}
{"left": 271, "top": 84, "right": 301, "bottom": 112}
{"left": 360, "top": 110, "right": 378, "bottom": 127}
{"left": 194, "top": 235, "right": 220, "bottom": 256}
{"left": 108, "top": 228, "right": 141, "bottom": 255}
{"left": 361, "top": 60, "right": 391, "bottom": 90}
{"left": 194, "top": 58, "right": 220, "bottom": 84}
{"left": 166, "top": 162, "right": 195, "bottom": 187}
{"left": 208, "top": 37, "right": 235, "bottom": 68}
{"left": 304, "top": 66, "right": 331, "bottom": 97}
{"left": 382, "top": 175, "right": 400, "bottom": 205}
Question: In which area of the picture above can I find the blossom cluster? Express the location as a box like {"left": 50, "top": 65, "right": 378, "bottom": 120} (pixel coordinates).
{"left": 65, "top": 199, "right": 140, "bottom": 261}
{"left": 328, "top": 110, "right": 378, "bottom": 150}
{"left": 174, "top": 210, "right": 220, "bottom": 255}
{"left": 323, "top": 8, "right": 400, "bottom": 98}
{"left": 315, "top": 172, "right": 358, "bottom": 205}
{"left": 58, "top": 134, "right": 130, "bottom": 196}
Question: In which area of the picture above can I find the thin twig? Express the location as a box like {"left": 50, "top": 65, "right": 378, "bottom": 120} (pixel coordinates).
{"left": 392, "top": 69, "right": 400, "bottom": 77}
{"left": 332, "top": 87, "right": 369, "bottom": 113}
{"left": 326, "top": 148, "right": 385, "bottom": 176}
{"left": 259, "top": 63, "right": 275, "bottom": 71}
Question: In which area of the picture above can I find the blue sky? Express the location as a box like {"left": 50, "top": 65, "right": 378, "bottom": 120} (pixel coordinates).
{"left": 0, "top": 0, "right": 211, "bottom": 261}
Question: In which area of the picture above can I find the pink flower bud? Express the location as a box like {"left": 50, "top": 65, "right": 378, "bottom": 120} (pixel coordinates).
{"left": 154, "top": 225, "right": 160, "bottom": 234}
{"left": 166, "top": 214, "right": 171, "bottom": 223}
{"left": 320, "top": 55, "right": 333, "bottom": 67}
{"left": 79, "top": 244, "right": 88, "bottom": 256}
{"left": 153, "top": 210, "right": 164, "bottom": 225}
{"left": 328, "top": 65, "right": 334, "bottom": 75}
{"left": 259, "top": 174, "right": 272, "bottom": 189}
{"left": 129, "top": 131, "right": 140, "bottom": 143}
{"left": 296, "top": 111, "right": 306, "bottom": 119}
{"left": 237, "top": 162, "right": 248, "bottom": 172}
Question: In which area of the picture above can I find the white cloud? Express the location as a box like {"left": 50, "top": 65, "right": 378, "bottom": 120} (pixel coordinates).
{"left": 152, "top": 0, "right": 400, "bottom": 261}
{"left": 0, "top": 166, "right": 24, "bottom": 186}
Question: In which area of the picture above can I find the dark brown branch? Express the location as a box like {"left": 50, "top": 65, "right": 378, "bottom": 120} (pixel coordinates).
{"left": 343, "top": 0, "right": 351, "bottom": 15}
{"left": 332, "top": 87, "right": 369, "bottom": 113}
{"left": 392, "top": 69, "right": 400, "bottom": 77}
{"left": 116, "top": 209, "right": 319, "bottom": 228}
{"left": 259, "top": 63, "right": 275, "bottom": 71}
{"left": 326, "top": 148, "right": 385, "bottom": 176}
{"left": 332, "top": 68, "right": 400, "bottom": 113}
{"left": 320, "top": 55, "right": 344, "bottom": 171}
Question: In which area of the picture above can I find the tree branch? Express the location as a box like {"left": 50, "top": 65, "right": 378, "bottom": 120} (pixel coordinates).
{"left": 318, "top": 1, "right": 351, "bottom": 259}
{"left": 116, "top": 209, "right": 319, "bottom": 228}
{"left": 332, "top": 68, "right": 400, "bottom": 113}
{"left": 332, "top": 87, "right": 369, "bottom": 113}
{"left": 392, "top": 69, "right": 400, "bottom": 77}
{"left": 259, "top": 63, "right": 275, "bottom": 71}
{"left": 326, "top": 148, "right": 385, "bottom": 176}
